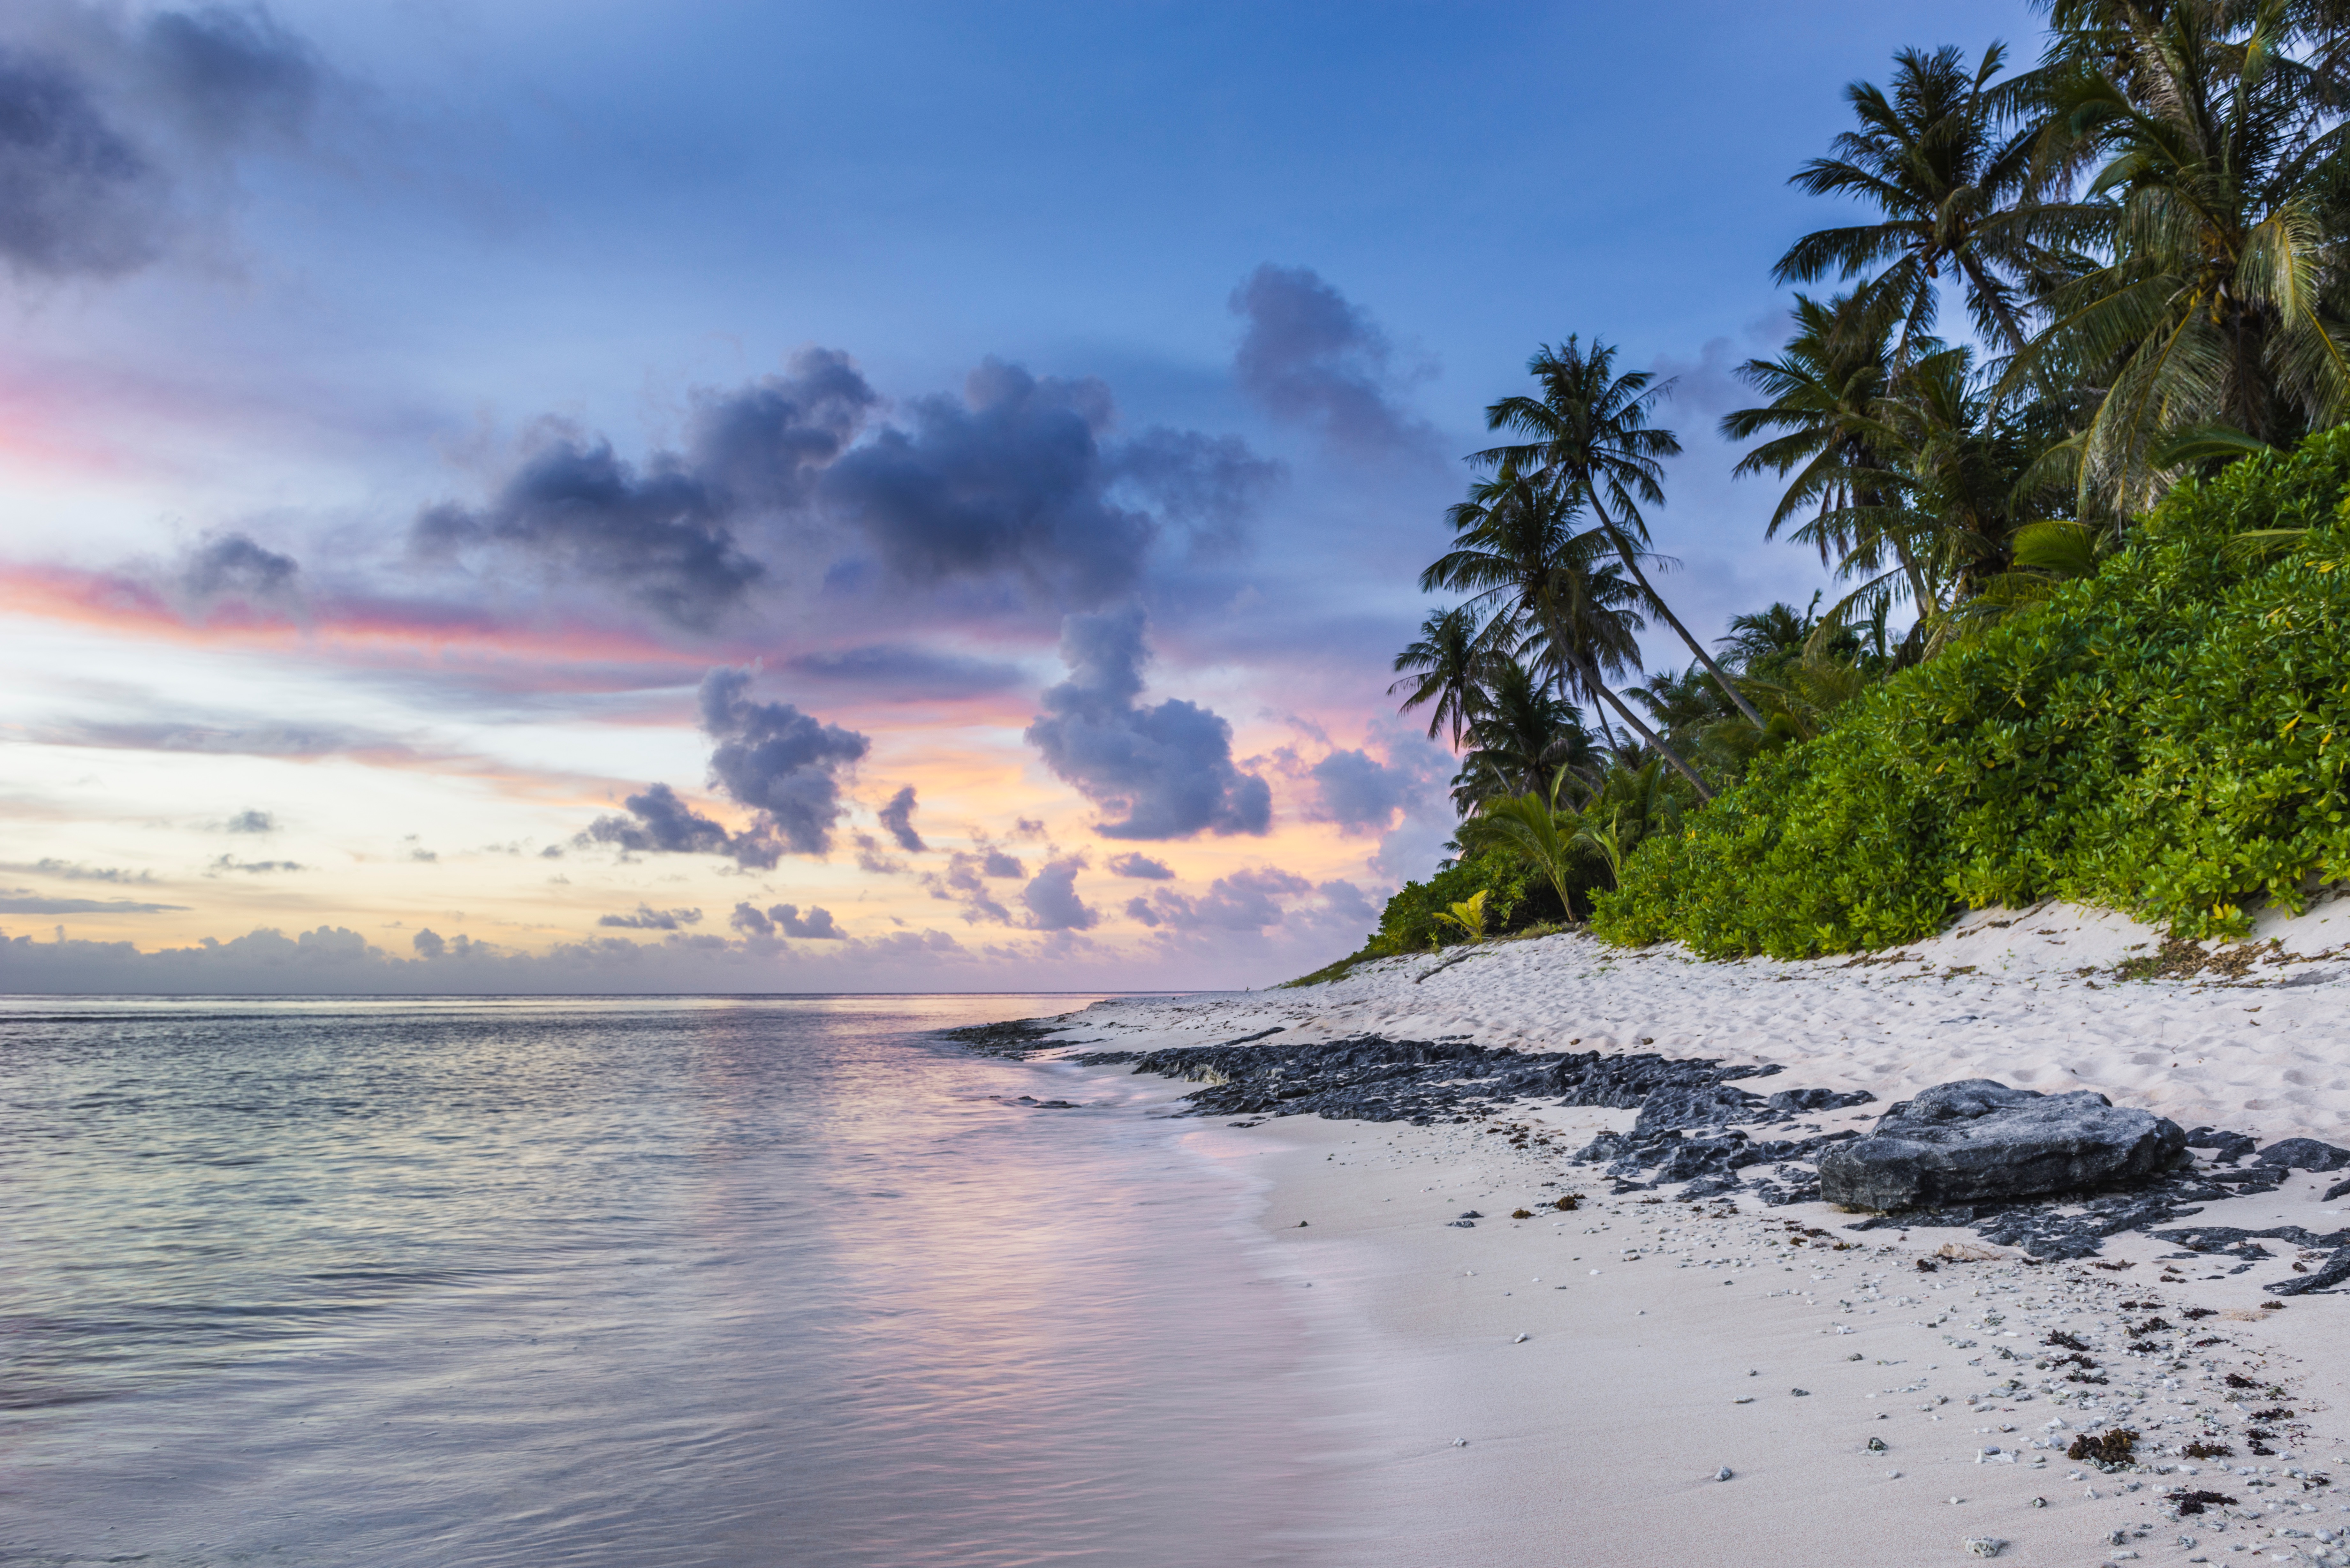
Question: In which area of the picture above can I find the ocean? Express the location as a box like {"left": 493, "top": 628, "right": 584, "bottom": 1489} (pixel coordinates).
{"left": 0, "top": 994, "right": 1336, "bottom": 1566}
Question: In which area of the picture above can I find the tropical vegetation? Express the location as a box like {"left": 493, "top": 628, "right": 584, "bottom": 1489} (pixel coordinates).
{"left": 1312, "top": 2, "right": 2350, "bottom": 976}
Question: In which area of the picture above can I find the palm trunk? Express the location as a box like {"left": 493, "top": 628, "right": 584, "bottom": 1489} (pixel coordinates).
{"left": 1567, "top": 647, "right": 1712, "bottom": 803}
{"left": 1590, "top": 498, "right": 1767, "bottom": 729}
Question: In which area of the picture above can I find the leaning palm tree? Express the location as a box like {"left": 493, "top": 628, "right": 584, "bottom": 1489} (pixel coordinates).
{"left": 1479, "top": 337, "right": 1768, "bottom": 730}
{"left": 1776, "top": 43, "right": 2069, "bottom": 356}
{"left": 1449, "top": 655, "right": 1597, "bottom": 810}
{"left": 1389, "top": 604, "right": 1490, "bottom": 749}
{"left": 2007, "top": 0, "right": 2350, "bottom": 513}
{"left": 1423, "top": 464, "right": 1715, "bottom": 798}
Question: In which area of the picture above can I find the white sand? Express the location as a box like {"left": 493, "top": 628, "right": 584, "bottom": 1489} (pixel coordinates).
{"left": 1032, "top": 897, "right": 2350, "bottom": 1567}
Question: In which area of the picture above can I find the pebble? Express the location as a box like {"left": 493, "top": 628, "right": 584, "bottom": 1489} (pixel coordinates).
{"left": 1791, "top": 1387, "right": 1811, "bottom": 1397}
{"left": 1716, "top": 1466, "right": 1733, "bottom": 1481}
{"left": 1513, "top": 1333, "right": 1529, "bottom": 1344}
{"left": 1961, "top": 1539, "right": 2006, "bottom": 1559}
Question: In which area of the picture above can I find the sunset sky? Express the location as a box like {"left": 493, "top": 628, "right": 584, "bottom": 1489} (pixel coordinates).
{"left": 0, "top": 0, "right": 2033, "bottom": 993}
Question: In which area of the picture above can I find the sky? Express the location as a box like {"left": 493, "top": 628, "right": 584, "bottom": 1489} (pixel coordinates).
{"left": 0, "top": 0, "right": 2038, "bottom": 994}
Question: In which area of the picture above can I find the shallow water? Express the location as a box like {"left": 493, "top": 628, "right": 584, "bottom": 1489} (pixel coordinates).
{"left": 0, "top": 995, "right": 1331, "bottom": 1566}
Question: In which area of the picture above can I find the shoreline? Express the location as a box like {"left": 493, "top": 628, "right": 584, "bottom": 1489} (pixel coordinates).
{"left": 997, "top": 899, "right": 2350, "bottom": 1567}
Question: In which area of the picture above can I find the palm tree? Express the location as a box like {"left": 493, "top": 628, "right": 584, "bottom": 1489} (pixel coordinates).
{"left": 1449, "top": 656, "right": 1597, "bottom": 812}
{"left": 2007, "top": 0, "right": 2350, "bottom": 512}
{"left": 1721, "top": 293, "right": 1940, "bottom": 616}
{"left": 1479, "top": 337, "right": 1769, "bottom": 730}
{"left": 1389, "top": 604, "right": 1490, "bottom": 748}
{"left": 1775, "top": 43, "right": 2068, "bottom": 356}
{"left": 1422, "top": 463, "right": 1716, "bottom": 797}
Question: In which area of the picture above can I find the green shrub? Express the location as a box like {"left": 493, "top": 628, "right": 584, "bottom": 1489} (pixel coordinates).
{"left": 1368, "top": 848, "right": 1565, "bottom": 957}
{"left": 1593, "top": 427, "right": 2350, "bottom": 958}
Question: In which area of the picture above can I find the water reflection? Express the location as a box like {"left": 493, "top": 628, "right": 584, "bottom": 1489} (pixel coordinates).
{"left": 1, "top": 994, "right": 1333, "bottom": 1566}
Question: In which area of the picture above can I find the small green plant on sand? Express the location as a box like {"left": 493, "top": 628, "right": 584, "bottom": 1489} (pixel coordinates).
{"left": 1430, "top": 888, "right": 1490, "bottom": 944}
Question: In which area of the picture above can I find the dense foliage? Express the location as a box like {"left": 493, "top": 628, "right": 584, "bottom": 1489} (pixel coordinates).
{"left": 1319, "top": 5, "right": 2350, "bottom": 982}
{"left": 1594, "top": 432, "right": 2350, "bottom": 957}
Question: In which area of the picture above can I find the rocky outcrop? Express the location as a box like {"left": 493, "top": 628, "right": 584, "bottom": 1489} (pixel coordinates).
{"left": 1817, "top": 1079, "right": 2187, "bottom": 1212}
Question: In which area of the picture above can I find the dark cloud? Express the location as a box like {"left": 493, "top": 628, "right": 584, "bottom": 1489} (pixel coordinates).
{"left": 206, "top": 854, "right": 302, "bottom": 873}
{"left": 1020, "top": 856, "right": 1095, "bottom": 931}
{"left": 409, "top": 352, "right": 875, "bottom": 632}
{"left": 0, "top": 859, "right": 154, "bottom": 883}
{"left": 821, "top": 357, "right": 1275, "bottom": 607}
{"left": 979, "top": 848, "right": 1025, "bottom": 879}
{"left": 1109, "top": 427, "right": 1283, "bottom": 561}
{"left": 412, "top": 928, "right": 443, "bottom": 957}
{"left": 578, "top": 782, "right": 781, "bottom": 870}
{"left": 782, "top": 643, "right": 1025, "bottom": 698}
{"left": 179, "top": 531, "right": 298, "bottom": 604}
{"left": 727, "top": 901, "right": 843, "bottom": 940}
{"left": 1106, "top": 851, "right": 1173, "bottom": 879}
{"left": 1129, "top": 866, "right": 1311, "bottom": 932}
{"left": 599, "top": 904, "right": 702, "bottom": 930}
{"left": 224, "top": 808, "right": 276, "bottom": 833}
{"left": 876, "top": 785, "right": 925, "bottom": 852}
{"left": 1307, "top": 748, "right": 1411, "bottom": 835}
{"left": 0, "top": 45, "right": 161, "bottom": 277}
{"left": 1229, "top": 264, "right": 1434, "bottom": 456}
{"left": 685, "top": 350, "right": 877, "bottom": 505}
{"left": 0, "top": 892, "right": 186, "bottom": 914}
{"left": 413, "top": 437, "right": 762, "bottom": 632}
{"left": 821, "top": 358, "right": 1149, "bottom": 604}
{"left": 141, "top": 4, "right": 319, "bottom": 144}
{"left": 1024, "top": 604, "right": 1270, "bottom": 840}
{"left": 699, "top": 667, "right": 868, "bottom": 855}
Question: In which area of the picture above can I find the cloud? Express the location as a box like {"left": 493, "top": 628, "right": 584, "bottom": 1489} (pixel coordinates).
{"left": 1025, "top": 604, "right": 1270, "bottom": 840}
{"left": 727, "top": 901, "right": 842, "bottom": 939}
{"left": 699, "top": 667, "right": 868, "bottom": 855}
{"left": 1106, "top": 851, "right": 1173, "bottom": 879}
{"left": 412, "top": 350, "right": 876, "bottom": 631}
{"left": 1229, "top": 264, "right": 1435, "bottom": 456}
{"left": 0, "top": 44, "right": 161, "bottom": 278}
{"left": 924, "top": 851, "right": 1013, "bottom": 924}
{"left": 178, "top": 531, "right": 299, "bottom": 607}
{"left": 224, "top": 808, "right": 276, "bottom": 833}
{"left": 0, "top": 859, "right": 154, "bottom": 883}
{"left": 412, "top": 928, "right": 443, "bottom": 957}
{"left": 1020, "top": 856, "right": 1095, "bottom": 931}
{"left": 782, "top": 643, "right": 1024, "bottom": 698}
{"left": 207, "top": 854, "right": 302, "bottom": 873}
{"left": 579, "top": 781, "right": 781, "bottom": 869}
{"left": 139, "top": 4, "right": 321, "bottom": 146}
{"left": 851, "top": 832, "right": 906, "bottom": 875}
{"left": 1133, "top": 865, "right": 1312, "bottom": 932}
{"left": 0, "top": 891, "right": 186, "bottom": 914}
{"left": 1307, "top": 747, "right": 1412, "bottom": 835}
{"left": 876, "top": 785, "right": 925, "bottom": 852}
{"left": 598, "top": 904, "right": 702, "bottom": 930}
{"left": 822, "top": 357, "right": 1275, "bottom": 607}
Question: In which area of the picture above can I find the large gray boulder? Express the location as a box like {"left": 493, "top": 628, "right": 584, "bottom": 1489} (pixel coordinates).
{"left": 1816, "top": 1079, "right": 2186, "bottom": 1212}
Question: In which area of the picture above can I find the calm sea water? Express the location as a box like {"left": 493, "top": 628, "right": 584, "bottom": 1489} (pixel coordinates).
{"left": 0, "top": 995, "right": 1336, "bottom": 1567}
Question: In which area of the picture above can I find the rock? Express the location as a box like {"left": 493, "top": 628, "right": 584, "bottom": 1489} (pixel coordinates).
{"left": 1791, "top": 1387, "right": 1810, "bottom": 1397}
{"left": 2256, "top": 1137, "right": 2350, "bottom": 1172}
{"left": 1459, "top": 1210, "right": 1484, "bottom": 1219}
{"left": 1867, "top": 1436, "right": 1889, "bottom": 1452}
{"left": 2266, "top": 1247, "right": 2350, "bottom": 1296}
{"left": 1715, "top": 1466, "right": 1733, "bottom": 1481}
{"left": 1962, "top": 1536, "right": 2007, "bottom": 1558}
{"left": 1767, "top": 1086, "right": 1877, "bottom": 1114}
{"left": 1816, "top": 1080, "right": 2187, "bottom": 1212}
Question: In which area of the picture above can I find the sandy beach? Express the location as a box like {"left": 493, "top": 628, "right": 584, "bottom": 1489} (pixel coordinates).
{"left": 1010, "top": 897, "right": 2350, "bottom": 1568}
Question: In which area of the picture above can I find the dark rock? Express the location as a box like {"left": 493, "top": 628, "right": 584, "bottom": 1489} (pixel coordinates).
{"left": 1458, "top": 1210, "right": 1483, "bottom": 1219}
{"left": 2185, "top": 1127, "right": 2259, "bottom": 1165}
{"left": 2255, "top": 1137, "right": 2350, "bottom": 1172}
{"left": 2268, "top": 1248, "right": 2350, "bottom": 1296}
{"left": 1766, "top": 1087, "right": 1877, "bottom": 1115}
{"left": 2328, "top": 1177, "right": 2350, "bottom": 1204}
{"left": 1816, "top": 1080, "right": 2187, "bottom": 1212}
{"left": 1634, "top": 1084, "right": 1766, "bottom": 1135}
